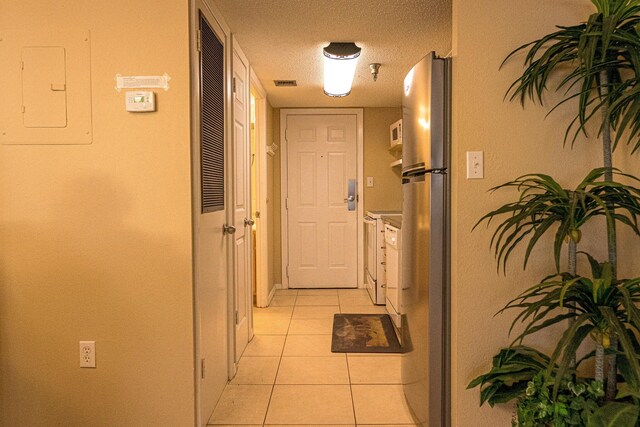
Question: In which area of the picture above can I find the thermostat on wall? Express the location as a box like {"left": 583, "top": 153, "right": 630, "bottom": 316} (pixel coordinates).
{"left": 125, "top": 91, "right": 156, "bottom": 112}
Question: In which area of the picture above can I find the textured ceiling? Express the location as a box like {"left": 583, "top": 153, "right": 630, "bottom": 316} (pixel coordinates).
{"left": 212, "top": 0, "right": 452, "bottom": 108}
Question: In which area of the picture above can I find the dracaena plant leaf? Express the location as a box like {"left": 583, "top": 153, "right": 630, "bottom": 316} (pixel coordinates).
{"left": 504, "top": 0, "right": 640, "bottom": 150}
{"left": 475, "top": 168, "right": 640, "bottom": 273}
{"left": 467, "top": 346, "right": 552, "bottom": 407}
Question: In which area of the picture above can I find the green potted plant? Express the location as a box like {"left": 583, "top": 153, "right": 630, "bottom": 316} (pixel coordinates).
{"left": 468, "top": 0, "right": 640, "bottom": 425}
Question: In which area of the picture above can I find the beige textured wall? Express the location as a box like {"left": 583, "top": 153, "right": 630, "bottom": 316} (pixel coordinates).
{"left": 363, "top": 107, "right": 403, "bottom": 212}
{"left": 451, "top": 1, "right": 640, "bottom": 425}
{"left": 0, "top": 2, "right": 194, "bottom": 425}
{"left": 272, "top": 109, "right": 283, "bottom": 285}
{"left": 266, "top": 101, "right": 278, "bottom": 293}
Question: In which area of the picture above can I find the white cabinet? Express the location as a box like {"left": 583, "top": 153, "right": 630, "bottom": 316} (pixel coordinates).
{"left": 384, "top": 223, "right": 402, "bottom": 330}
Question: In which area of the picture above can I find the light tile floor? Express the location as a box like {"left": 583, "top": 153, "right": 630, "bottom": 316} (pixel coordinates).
{"left": 208, "top": 288, "right": 418, "bottom": 426}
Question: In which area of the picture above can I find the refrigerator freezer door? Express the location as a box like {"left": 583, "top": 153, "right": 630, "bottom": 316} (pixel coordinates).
{"left": 402, "top": 53, "right": 446, "bottom": 176}
{"left": 401, "top": 173, "right": 447, "bottom": 427}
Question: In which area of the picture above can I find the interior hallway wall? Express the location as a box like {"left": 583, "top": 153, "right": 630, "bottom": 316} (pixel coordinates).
{"left": 266, "top": 101, "right": 278, "bottom": 294}
{"left": 451, "top": 1, "right": 640, "bottom": 425}
{"left": 363, "top": 107, "right": 403, "bottom": 212}
{"left": 272, "top": 109, "right": 283, "bottom": 286}
{"left": 0, "top": 1, "right": 195, "bottom": 425}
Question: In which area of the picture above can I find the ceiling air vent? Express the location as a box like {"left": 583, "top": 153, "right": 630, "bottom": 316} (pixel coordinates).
{"left": 274, "top": 80, "right": 297, "bottom": 87}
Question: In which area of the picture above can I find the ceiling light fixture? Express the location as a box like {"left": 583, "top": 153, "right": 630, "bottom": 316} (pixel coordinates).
{"left": 323, "top": 42, "right": 361, "bottom": 97}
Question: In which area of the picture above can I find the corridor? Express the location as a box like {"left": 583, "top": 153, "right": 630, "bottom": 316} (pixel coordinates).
{"left": 208, "top": 288, "right": 418, "bottom": 426}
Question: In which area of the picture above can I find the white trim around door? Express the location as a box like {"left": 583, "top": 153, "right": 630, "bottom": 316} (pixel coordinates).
{"left": 250, "top": 70, "right": 270, "bottom": 308}
{"left": 230, "top": 36, "right": 252, "bottom": 364}
{"left": 279, "top": 108, "right": 364, "bottom": 290}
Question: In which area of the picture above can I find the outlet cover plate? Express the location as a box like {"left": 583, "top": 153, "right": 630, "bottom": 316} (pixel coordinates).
{"left": 79, "top": 341, "right": 96, "bottom": 368}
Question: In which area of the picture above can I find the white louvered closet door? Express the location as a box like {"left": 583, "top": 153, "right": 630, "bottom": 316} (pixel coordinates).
{"left": 196, "top": 10, "right": 228, "bottom": 426}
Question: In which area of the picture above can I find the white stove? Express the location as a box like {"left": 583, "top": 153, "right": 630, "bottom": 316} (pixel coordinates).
{"left": 363, "top": 210, "right": 402, "bottom": 305}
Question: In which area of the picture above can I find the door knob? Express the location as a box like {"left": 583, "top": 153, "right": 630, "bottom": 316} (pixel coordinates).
{"left": 343, "top": 195, "right": 355, "bottom": 203}
{"left": 223, "top": 224, "right": 236, "bottom": 235}
{"left": 244, "top": 218, "right": 255, "bottom": 226}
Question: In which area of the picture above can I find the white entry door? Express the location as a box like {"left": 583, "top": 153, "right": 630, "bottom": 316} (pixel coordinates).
{"left": 232, "top": 45, "right": 252, "bottom": 361}
{"left": 285, "top": 114, "right": 358, "bottom": 288}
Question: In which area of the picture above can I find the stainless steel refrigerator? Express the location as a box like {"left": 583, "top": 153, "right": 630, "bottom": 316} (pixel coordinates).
{"left": 401, "top": 52, "right": 451, "bottom": 427}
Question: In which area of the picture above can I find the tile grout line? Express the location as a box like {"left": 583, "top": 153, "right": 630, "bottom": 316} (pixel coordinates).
{"left": 341, "top": 292, "right": 366, "bottom": 426}
{"left": 345, "top": 351, "right": 358, "bottom": 427}
{"left": 260, "top": 293, "right": 296, "bottom": 426}
{"left": 257, "top": 292, "right": 393, "bottom": 426}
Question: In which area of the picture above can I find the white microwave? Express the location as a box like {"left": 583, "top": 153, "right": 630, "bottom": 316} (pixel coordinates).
{"left": 389, "top": 119, "right": 402, "bottom": 148}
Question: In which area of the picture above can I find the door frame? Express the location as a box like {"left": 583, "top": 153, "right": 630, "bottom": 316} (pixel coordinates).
{"left": 279, "top": 108, "right": 364, "bottom": 289}
{"left": 250, "top": 71, "right": 270, "bottom": 308}
{"left": 230, "top": 36, "right": 253, "bottom": 362}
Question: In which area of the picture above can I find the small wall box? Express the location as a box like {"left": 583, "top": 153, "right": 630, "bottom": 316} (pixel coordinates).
{"left": 125, "top": 91, "right": 155, "bottom": 112}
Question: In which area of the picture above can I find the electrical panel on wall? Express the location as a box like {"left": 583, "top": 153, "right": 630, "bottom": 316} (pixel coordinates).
{"left": 0, "top": 29, "right": 93, "bottom": 145}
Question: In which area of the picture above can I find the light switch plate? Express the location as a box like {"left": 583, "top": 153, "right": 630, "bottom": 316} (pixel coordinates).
{"left": 366, "top": 176, "right": 374, "bottom": 187}
{"left": 466, "top": 151, "right": 484, "bottom": 179}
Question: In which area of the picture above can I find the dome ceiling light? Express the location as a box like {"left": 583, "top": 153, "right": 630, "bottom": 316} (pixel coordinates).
{"left": 323, "top": 42, "right": 361, "bottom": 97}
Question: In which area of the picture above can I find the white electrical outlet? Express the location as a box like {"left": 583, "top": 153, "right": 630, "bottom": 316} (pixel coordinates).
{"left": 466, "top": 151, "right": 484, "bottom": 179}
{"left": 79, "top": 341, "right": 96, "bottom": 368}
{"left": 366, "top": 176, "right": 374, "bottom": 187}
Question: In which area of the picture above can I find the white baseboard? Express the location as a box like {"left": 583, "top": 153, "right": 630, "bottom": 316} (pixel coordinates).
{"left": 274, "top": 283, "right": 364, "bottom": 290}
{"left": 267, "top": 285, "right": 278, "bottom": 305}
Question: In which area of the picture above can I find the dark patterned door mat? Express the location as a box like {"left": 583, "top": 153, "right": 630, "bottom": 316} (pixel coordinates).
{"left": 331, "top": 313, "right": 402, "bottom": 353}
